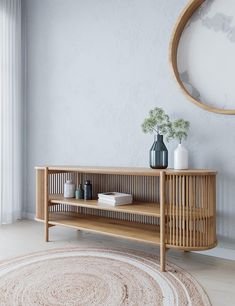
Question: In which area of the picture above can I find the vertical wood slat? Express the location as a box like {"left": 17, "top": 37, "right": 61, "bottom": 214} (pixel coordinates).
{"left": 172, "top": 175, "right": 175, "bottom": 245}
{"left": 182, "top": 175, "right": 185, "bottom": 247}
{"left": 203, "top": 175, "right": 205, "bottom": 245}
{"left": 189, "top": 175, "right": 192, "bottom": 247}
{"left": 179, "top": 175, "right": 182, "bottom": 246}
{"left": 169, "top": 175, "right": 172, "bottom": 245}
{"left": 186, "top": 174, "right": 189, "bottom": 248}
{"left": 194, "top": 176, "right": 196, "bottom": 245}
{"left": 214, "top": 175, "right": 217, "bottom": 245}
{"left": 36, "top": 169, "right": 45, "bottom": 220}
{"left": 160, "top": 171, "right": 166, "bottom": 272}
{"left": 205, "top": 176, "right": 208, "bottom": 246}
{"left": 199, "top": 177, "right": 201, "bottom": 246}
{"left": 176, "top": 176, "right": 178, "bottom": 246}
{"left": 196, "top": 176, "right": 199, "bottom": 247}
{"left": 44, "top": 167, "right": 49, "bottom": 242}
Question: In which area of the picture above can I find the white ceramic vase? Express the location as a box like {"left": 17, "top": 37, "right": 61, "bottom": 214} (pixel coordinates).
{"left": 174, "top": 143, "right": 188, "bottom": 170}
{"left": 64, "top": 180, "right": 75, "bottom": 198}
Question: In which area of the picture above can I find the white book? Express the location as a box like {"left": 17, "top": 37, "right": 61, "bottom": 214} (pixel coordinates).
{"left": 98, "top": 192, "right": 131, "bottom": 198}
{"left": 98, "top": 192, "right": 133, "bottom": 205}
{"left": 98, "top": 199, "right": 132, "bottom": 206}
{"left": 98, "top": 192, "right": 132, "bottom": 200}
{"left": 98, "top": 196, "right": 131, "bottom": 203}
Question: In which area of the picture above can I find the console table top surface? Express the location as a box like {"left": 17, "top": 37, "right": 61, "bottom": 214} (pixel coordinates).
{"left": 35, "top": 166, "right": 216, "bottom": 176}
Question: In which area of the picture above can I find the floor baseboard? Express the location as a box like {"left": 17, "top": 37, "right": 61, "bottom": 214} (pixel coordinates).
{"left": 22, "top": 212, "right": 35, "bottom": 220}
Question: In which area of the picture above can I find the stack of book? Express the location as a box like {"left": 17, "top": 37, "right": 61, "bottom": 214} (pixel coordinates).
{"left": 98, "top": 192, "right": 133, "bottom": 206}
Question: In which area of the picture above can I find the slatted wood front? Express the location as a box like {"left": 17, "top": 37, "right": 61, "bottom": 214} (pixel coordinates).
{"left": 36, "top": 171, "right": 160, "bottom": 226}
{"left": 35, "top": 167, "right": 217, "bottom": 251}
{"left": 165, "top": 174, "right": 216, "bottom": 249}
{"left": 48, "top": 172, "right": 160, "bottom": 203}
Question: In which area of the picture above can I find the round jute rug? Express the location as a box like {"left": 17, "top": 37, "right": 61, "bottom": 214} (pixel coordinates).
{"left": 0, "top": 247, "right": 211, "bottom": 306}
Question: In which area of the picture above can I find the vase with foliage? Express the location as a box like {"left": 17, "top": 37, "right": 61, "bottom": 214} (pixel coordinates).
{"left": 142, "top": 107, "right": 171, "bottom": 169}
{"left": 169, "top": 119, "right": 190, "bottom": 170}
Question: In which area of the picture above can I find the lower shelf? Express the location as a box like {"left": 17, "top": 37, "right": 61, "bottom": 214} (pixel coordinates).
{"left": 49, "top": 212, "right": 160, "bottom": 245}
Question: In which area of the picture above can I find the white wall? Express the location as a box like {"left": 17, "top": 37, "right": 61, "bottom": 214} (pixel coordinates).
{"left": 23, "top": 0, "right": 235, "bottom": 250}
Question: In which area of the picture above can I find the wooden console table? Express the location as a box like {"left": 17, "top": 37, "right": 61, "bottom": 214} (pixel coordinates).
{"left": 35, "top": 166, "right": 217, "bottom": 271}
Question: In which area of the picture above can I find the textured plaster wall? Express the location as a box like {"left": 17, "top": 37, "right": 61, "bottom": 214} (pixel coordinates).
{"left": 24, "top": 0, "right": 235, "bottom": 249}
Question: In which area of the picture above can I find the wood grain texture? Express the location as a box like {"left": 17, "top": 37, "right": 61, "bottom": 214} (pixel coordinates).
{"left": 49, "top": 212, "right": 160, "bottom": 245}
{"left": 35, "top": 165, "right": 217, "bottom": 272}
{"left": 35, "top": 166, "right": 216, "bottom": 175}
{"left": 44, "top": 167, "right": 49, "bottom": 242}
{"left": 35, "top": 166, "right": 162, "bottom": 176}
{"left": 169, "top": 0, "right": 235, "bottom": 115}
{"left": 165, "top": 174, "right": 217, "bottom": 249}
{"left": 49, "top": 195, "right": 160, "bottom": 217}
{"left": 36, "top": 169, "right": 45, "bottom": 220}
{"left": 160, "top": 171, "right": 166, "bottom": 272}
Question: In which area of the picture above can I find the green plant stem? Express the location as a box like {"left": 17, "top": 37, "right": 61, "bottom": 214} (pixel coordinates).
{"left": 153, "top": 128, "right": 159, "bottom": 134}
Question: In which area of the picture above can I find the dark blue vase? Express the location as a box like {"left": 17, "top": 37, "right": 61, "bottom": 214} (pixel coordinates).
{"left": 150, "top": 134, "right": 168, "bottom": 169}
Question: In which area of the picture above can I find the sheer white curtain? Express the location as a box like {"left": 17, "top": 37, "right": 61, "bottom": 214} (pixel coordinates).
{"left": 0, "top": 0, "right": 22, "bottom": 224}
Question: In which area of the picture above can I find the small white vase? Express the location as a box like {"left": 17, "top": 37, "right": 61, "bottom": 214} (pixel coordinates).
{"left": 64, "top": 180, "right": 75, "bottom": 198}
{"left": 174, "top": 144, "right": 188, "bottom": 170}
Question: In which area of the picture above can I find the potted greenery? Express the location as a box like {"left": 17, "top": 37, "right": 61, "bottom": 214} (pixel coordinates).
{"left": 141, "top": 107, "right": 171, "bottom": 169}
{"left": 169, "top": 119, "right": 190, "bottom": 169}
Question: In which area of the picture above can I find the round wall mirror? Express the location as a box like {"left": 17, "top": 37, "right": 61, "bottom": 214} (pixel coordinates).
{"left": 170, "top": 0, "right": 235, "bottom": 115}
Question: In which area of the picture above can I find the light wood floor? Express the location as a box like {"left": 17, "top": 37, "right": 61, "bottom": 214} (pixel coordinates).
{"left": 0, "top": 220, "right": 234, "bottom": 306}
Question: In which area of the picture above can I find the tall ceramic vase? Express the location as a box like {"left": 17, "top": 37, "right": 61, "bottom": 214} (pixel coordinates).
{"left": 174, "top": 143, "right": 188, "bottom": 170}
{"left": 150, "top": 134, "right": 168, "bottom": 169}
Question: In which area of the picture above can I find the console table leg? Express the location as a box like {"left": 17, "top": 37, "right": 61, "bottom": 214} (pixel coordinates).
{"left": 160, "top": 244, "right": 166, "bottom": 272}
{"left": 44, "top": 167, "right": 49, "bottom": 242}
{"left": 160, "top": 171, "right": 166, "bottom": 272}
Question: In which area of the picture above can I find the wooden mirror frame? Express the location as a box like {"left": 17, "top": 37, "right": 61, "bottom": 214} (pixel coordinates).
{"left": 169, "top": 0, "right": 235, "bottom": 115}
